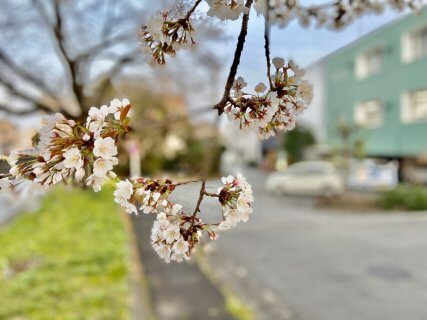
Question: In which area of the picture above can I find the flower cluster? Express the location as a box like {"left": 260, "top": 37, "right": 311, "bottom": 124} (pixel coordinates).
{"left": 254, "top": 0, "right": 420, "bottom": 30}
{"left": 114, "top": 177, "right": 178, "bottom": 214}
{"left": 217, "top": 174, "right": 253, "bottom": 230}
{"left": 224, "top": 58, "right": 312, "bottom": 139}
{"left": 8, "top": 99, "right": 131, "bottom": 192}
{"left": 206, "top": 0, "right": 249, "bottom": 21}
{"left": 141, "top": 11, "right": 195, "bottom": 65}
{"left": 114, "top": 174, "right": 253, "bottom": 263}
{"left": 151, "top": 209, "right": 204, "bottom": 263}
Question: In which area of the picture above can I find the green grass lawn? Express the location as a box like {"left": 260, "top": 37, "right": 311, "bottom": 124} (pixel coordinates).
{"left": 0, "top": 187, "right": 130, "bottom": 320}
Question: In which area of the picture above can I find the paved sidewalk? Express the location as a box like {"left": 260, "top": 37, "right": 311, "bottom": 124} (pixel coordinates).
{"left": 131, "top": 213, "right": 233, "bottom": 320}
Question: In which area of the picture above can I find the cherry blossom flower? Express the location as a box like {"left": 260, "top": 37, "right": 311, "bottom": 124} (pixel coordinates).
{"left": 113, "top": 177, "right": 177, "bottom": 214}
{"left": 93, "top": 158, "right": 117, "bottom": 177}
{"left": 254, "top": 0, "right": 419, "bottom": 30}
{"left": 140, "top": 11, "right": 196, "bottom": 64}
{"left": 114, "top": 179, "right": 134, "bottom": 204}
{"left": 217, "top": 173, "right": 254, "bottom": 230}
{"left": 63, "top": 148, "right": 83, "bottom": 170}
{"left": 206, "top": 0, "right": 249, "bottom": 21}
{"left": 8, "top": 99, "right": 131, "bottom": 192}
{"left": 93, "top": 137, "right": 118, "bottom": 159}
{"left": 223, "top": 57, "right": 313, "bottom": 139}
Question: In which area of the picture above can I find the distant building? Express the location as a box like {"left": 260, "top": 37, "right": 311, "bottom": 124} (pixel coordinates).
{"left": 305, "top": 7, "right": 427, "bottom": 179}
{"left": 301, "top": 60, "right": 327, "bottom": 143}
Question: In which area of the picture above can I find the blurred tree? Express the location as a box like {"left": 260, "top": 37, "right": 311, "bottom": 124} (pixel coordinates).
{"left": 0, "top": 0, "right": 148, "bottom": 119}
{"left": 0, "top": 0, "right": 227, "bottom": 120}
{"left": 282, "top": 125, "right": 316, "bottom": 164}
{"left": 336, "top": 118, "right": 366, "bottom": 176}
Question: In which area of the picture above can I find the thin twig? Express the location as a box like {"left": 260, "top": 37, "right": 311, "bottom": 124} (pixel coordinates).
{"left": 186, "top": 0, "right": 203, "bottom": 19}
{"left": 264, "top": 0, "right": 274, "bottom": 89}
{"left": 213, "top": 0, "right": 254, "bottom": 115}
{"left": 204, "top": 191, "right": 219, "bottom": 198}
{"left": 190, "top": 116, "right": 220, "bottom": 220}
{"left": 175, "top": 179, "right": 200, "bottom": 186}
{"left": 192, "top": 180, "right": 206, "bottom": 216}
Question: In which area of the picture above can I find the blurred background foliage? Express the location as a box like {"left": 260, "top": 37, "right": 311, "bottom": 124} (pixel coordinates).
{"left": 282, "top": 125, "right": 316, "bottom": 164}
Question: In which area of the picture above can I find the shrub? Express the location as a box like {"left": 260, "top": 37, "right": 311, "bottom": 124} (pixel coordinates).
{"left": 379, "top": 185, "right": 427, "bottom": 211}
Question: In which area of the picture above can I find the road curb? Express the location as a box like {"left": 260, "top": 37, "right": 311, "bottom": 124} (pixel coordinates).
{"left": 121, "top": 212, "right": 156, "bottom": 320}
{"left": 198, "top": 244, "right": 299, "bottom": 320}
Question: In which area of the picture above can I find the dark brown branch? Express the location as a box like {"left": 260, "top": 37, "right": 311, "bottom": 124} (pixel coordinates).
{"left": 190, "top": 117, "right": 221, "bottom": 222}
{"left": 185, "top": 0, "right": 203, "bottom": 19}
{"left": 175, "top": 179, "right": 200, "bottom": 186}
{"left": 264, "top": 0, "right": 273, "bottom": 89}
{"left": 33, "top": 0, "right": 84, "bottom": 112}
{"left": 52, "top": 1, "right": 84, "bottom": 107}
{"left": 204, "top": 191, "right": 219, "bottom": 198}
{"left": 213, "top": 0, "right": 254, "bottom": 115}
{"left": 192, "top": 180, "right": 206, "bottom": 216}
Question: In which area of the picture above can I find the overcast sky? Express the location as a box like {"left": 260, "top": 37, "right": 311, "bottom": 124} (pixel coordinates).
{"left": 214, "top": 5, "right": 407, "bottom": 90}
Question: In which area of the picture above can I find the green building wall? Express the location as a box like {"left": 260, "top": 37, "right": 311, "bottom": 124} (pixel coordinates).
{"left": 326, "top": 8, "right": 427, "bottom": 158}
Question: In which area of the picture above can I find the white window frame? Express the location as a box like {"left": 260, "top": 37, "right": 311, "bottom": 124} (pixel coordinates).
{"left": 354, "top": 100, "right": 384, "bottom": 128}
{"left": 355, "top": 47, "right": 383, "bottom": 80}
{"left": 401, "top": 89, "right": 427, "bottom": 124}
{"left": 401, "top": 25, "right": 427, "bottom": 64}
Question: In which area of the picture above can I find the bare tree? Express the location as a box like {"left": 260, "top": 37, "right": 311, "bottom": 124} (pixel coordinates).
{"left": 0, "top": 0, "right": 148, "bottom": 119}
{"left": 0, "top": 0, "right": 229, "bottom": 121}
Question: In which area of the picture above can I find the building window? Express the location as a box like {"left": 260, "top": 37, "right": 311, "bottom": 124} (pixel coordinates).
{"left": 355, "top": 47, "right": 383, "bottom": 79}
{"left": 401, "top": 89, "right": 427, "bottom": 123}
{"left": 402, "top": 26, "right": 427, "bottom": 63}
{"left": 354, "top": 100, "right": 383, "bottom": 128}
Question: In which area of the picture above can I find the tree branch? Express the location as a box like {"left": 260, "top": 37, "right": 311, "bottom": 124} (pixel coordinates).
{"left": 264, "top": 0, "right": 273, "bottom": 89}
{"left": 213, "top": 0, "right": 254, "bottom": 115}
{"left": 185, "top": 0, "right": 203, "bottom": 19}
{"left": 33, "top": 0, "right": 84, "bottom": 113}
{"left": 0, "top": 77, "right": 56, "bottom": 114}
{"left": 52, "top": 1, "right": 85, "bottom": 105}
{"left": 192, "top": 180, "right": 206, "bottom": 216}
{"left": 0, "top": 49, "right": 59, "bottom": 101}
{"left": 0, "top": 103, "right": 40, "bottom": 116}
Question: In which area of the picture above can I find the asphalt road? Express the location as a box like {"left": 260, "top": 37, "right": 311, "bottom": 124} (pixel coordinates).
{"left": 201, "top": 169, "right": 427, "bottom": 320}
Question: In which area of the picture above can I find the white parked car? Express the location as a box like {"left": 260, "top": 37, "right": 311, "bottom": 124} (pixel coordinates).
{"left": 266, "top": 161, "right": 344, "bottom": 197}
